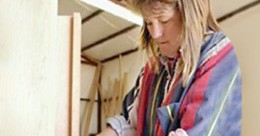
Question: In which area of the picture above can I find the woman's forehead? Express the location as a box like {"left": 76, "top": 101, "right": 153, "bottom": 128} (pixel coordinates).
{"left": 141, "top": 2, "right": 175, "bottom": 19}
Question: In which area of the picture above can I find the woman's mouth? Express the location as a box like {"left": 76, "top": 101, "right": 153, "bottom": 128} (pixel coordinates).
{"left": 158, "top": 41, "right": 169, "bottom": 45}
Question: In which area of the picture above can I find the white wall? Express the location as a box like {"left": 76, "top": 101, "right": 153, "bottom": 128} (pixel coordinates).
{"left": 220, "top": 4, "right": 260, "bottom": 136}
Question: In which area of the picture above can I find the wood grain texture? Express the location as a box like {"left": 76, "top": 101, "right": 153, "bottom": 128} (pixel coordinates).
{"left": 54, "top": 16, "right": 72, "bottom": 136}
{"left": 0, "top": 1, "right": 80, "bottom": 136}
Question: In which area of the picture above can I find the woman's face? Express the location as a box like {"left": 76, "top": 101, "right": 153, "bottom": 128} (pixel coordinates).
{"left": 142, "top": 2, "right": 182, "bottom": 58}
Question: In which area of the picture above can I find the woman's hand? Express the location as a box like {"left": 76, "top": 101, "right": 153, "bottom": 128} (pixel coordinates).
{"left": 168, "top": 128, "right": 189, "bottom": 136}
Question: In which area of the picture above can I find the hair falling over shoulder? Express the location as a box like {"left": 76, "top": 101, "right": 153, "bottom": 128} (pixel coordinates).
{"left": 126, "top": 0, "right": 221, "bottom": 86}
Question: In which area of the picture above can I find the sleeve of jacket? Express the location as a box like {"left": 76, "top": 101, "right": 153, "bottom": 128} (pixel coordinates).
{"left": 179, "top": 43, "right": 242, "bottom": 136}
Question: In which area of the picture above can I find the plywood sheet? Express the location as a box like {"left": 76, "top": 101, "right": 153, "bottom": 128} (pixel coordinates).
{"left": 0, "top": 1, "right": 81, "bottom": 136}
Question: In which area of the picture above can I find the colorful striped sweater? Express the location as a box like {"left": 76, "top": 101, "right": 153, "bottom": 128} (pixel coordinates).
{"left": 107, "top": 32, "right": 242, "bottom": 136}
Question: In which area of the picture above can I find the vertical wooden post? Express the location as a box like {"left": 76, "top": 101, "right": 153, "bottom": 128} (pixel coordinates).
{"left": 70, "top": 13, "right": 81, "bottom": 136}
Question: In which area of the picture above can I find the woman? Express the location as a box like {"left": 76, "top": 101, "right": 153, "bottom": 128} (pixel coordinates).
{"left": 98, "top": 0, "right": 241, "bottom": 136}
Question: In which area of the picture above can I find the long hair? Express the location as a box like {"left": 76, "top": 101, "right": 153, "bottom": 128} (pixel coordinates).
{"left": 127, "top": 0, "right": 220, "bottom": 86}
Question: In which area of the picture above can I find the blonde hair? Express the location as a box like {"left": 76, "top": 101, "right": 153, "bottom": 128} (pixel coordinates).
{"left": 127, "top": 0, "right": 220, "bottom": 86}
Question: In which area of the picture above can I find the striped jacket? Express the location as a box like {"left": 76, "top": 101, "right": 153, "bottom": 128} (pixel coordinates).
{"left": 107, "top": 32, "right": 242, "bottom": 136}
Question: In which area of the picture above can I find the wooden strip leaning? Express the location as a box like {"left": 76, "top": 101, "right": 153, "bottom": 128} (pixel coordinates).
{"left": 82, "top": 63, "right": 102, "bottom": 136}
{"left": 70, "top": 13, "right": 81, "bottom": 136}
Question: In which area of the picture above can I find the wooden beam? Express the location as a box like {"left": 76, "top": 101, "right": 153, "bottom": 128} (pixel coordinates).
{"left": 81, "top": 60, "right": 97, "bottom": 66}
{"left": 217, "top": 0, "right": 260, "bottom": 22}
{"left": 81, "top": 54, "right": 100, "bottom": 65}
{"left": 82, "top": 10, "right": 103, "bottom": 24}
{"left": 80, "top": 98, "right": 99, "bottom": 102}
{"left": 81, "top": 24, "right": 138, "bottom": 52}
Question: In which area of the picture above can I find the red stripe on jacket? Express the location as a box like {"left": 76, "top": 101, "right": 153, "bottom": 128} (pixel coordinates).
{"left": 137, "top": 61, "right": 156, "bottom": 136}
{"left": 179, "top": 43, "right": 233, "bottom": 130}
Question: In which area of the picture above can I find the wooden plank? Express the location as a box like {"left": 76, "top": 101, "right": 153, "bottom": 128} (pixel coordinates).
{"left": 106, "top": 77, "right": 113, "bottom": 117}
{"left": 117, "top": 55, "right": 123, "bottom": 114}
{"left": 117, "top": 56, "right": 123, "bottom": 113}
{"left": 112, "top": 79, "right": 119, "bottom": 115}
{"left": 70, "top": 13, "right": 81, "bottom": 136}
{"left": 82, "top": 64, "right": 102, "bottom": 136}
{"left": 54, "top": 16, "right": 72, "bottom": 136}
{"left": 117, "top": 72, "right": 128, "bottom": 113}
{"left": 104, "top": 77, "right": 112, "bottom": 119}
{"left": 122, "top": 72, "right": 128, "bottom": 99}
{"left": 96, "top": 83, "right": 108, "bottom": 129}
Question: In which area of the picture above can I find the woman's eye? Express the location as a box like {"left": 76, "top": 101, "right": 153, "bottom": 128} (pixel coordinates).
{"left": 160, "top": 20, "right": 169, "bottom": 24}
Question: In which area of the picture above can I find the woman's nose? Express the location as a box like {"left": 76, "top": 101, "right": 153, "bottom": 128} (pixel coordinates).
{"left": 149, "top": 23, "right": 163, "bottom": 40}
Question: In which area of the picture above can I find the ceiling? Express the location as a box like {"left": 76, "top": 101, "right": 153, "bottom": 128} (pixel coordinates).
{"left": 58, "top": 0, "right": 259, "bottom": 63}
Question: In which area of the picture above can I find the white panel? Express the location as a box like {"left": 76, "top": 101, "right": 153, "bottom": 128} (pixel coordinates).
{"left": 81, "top": 64, "right": 97, "bottom": 98}
{"left": 212, "top": 0, "right": 254, "bottom": 18}
{"left": 220, "top": 4, "right": 260, "bottom": 136}
{"left": 0, "top": 0, "right": 78, "bottom": 136}
{"left": 84, "top": 27, "right": 141, "bottom": 60}
{"left": 100, "top": 12, "right": 137, "bottom": 29}
{"left": 82, "top": 15, "right": 116, "bottom": 47}
{"left": 82, "top": 12, "right": 133, "bottom": 47}
{"left": 127, "top": 26, "right": 141, "bottom": 40}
